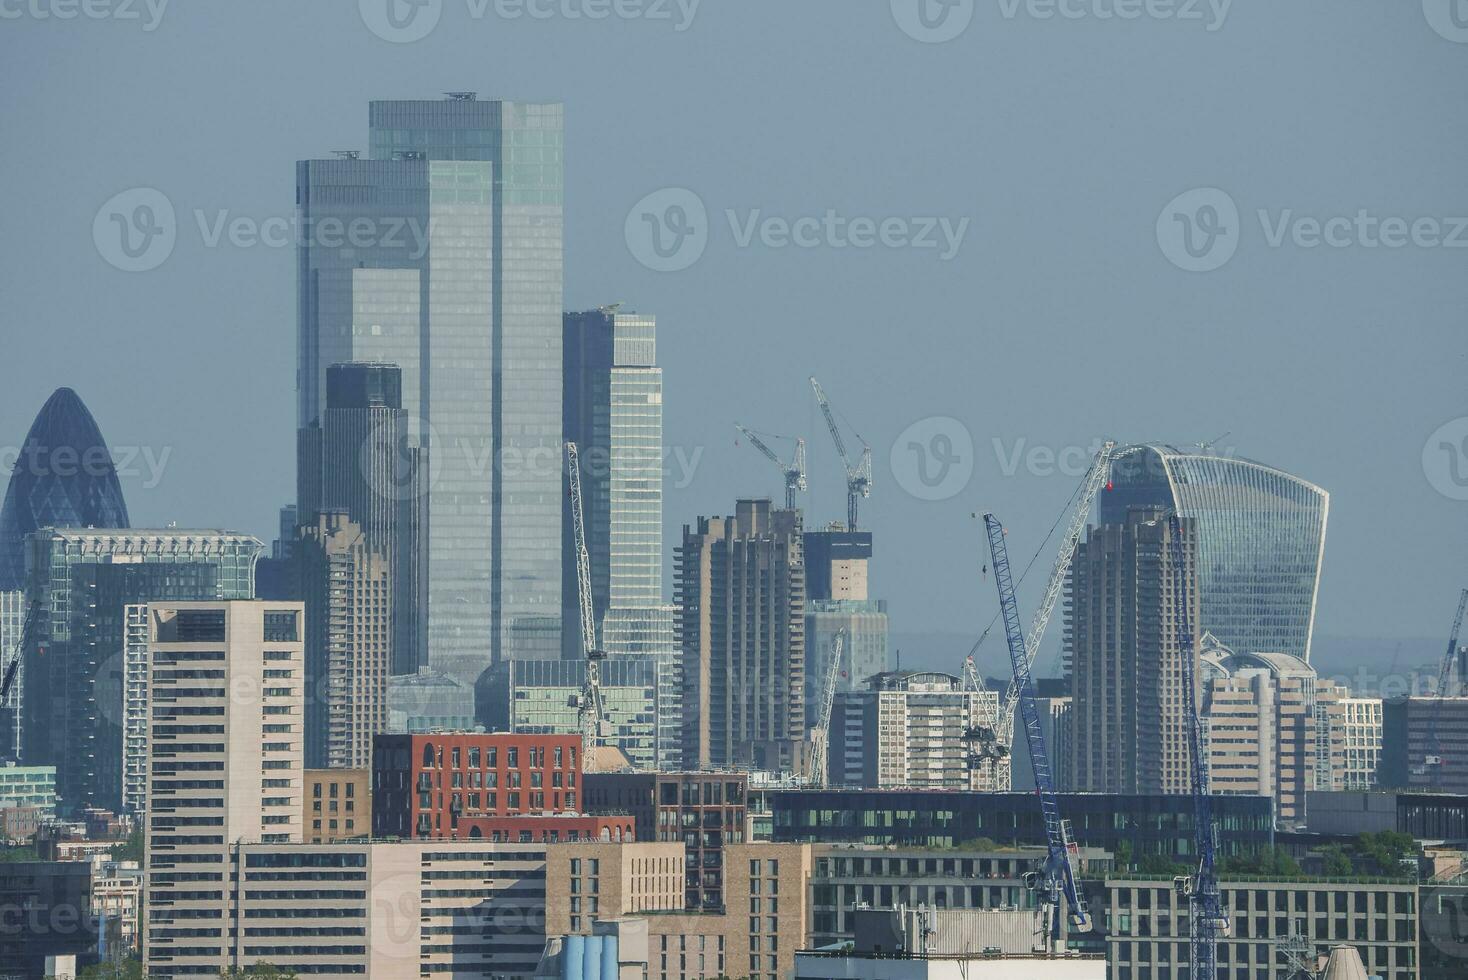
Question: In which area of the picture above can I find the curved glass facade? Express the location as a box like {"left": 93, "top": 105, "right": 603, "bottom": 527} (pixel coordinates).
{"left": 0, "top": 388, "right": 130, "bottom": 590}
{"left": 1103, "top": 445, "right": 1328, "bottom": 662}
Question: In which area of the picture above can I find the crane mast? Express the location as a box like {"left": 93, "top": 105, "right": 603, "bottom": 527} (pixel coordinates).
{"left": 1167, "top": 512, "right": 1228, "bottom": 980}
{"left": 809, "top": 377, "right": 872, "bottom": 530}
{"left": 1424, "top": 588, "right": 1468, "bottom": 787}
{"left": 566, "top": 442, "right": 608, "bottom": 770}
{"left": 735, "top": 424, "right": 807, "bottom": 510}
{"left": 968, "top": 442, "right": 1114, "bottom": 789}
{"left": 983, "top": 514, "right": 1091, "bottom": 951}
{"left": 1, "top": 597, "right": 43, "bottom": 762}
{"left": 807, "top": 628, "right": 846, "bottom": 788}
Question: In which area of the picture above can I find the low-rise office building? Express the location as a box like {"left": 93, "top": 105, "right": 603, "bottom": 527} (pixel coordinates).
{"left": 1099, "top": 876, "right": 1419, "bottom": 980}
{"left": 771, "top": 790, "right": 1274, "bottom": 861}
{"left": 304, "top": 768, "right": 371, "bottom": 843}
{"left": 583, "top": 770, "right": 749, "bottom": 910}
{"left": 809, "top": 843, "right": 1110, "bottom": 947}
{"left": 545, "top": 840, "right": 813, "bottom": 980}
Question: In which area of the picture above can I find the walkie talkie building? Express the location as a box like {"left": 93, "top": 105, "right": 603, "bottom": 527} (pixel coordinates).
{"left": 1101, "top": 444, "right": 1329, "bottom": 663}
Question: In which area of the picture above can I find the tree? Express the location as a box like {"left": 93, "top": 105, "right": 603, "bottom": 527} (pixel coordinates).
{"left": 110, "top": 826, "right": 144, "bottom": 862}
{"left": 1319, "top": 845, "right": 1354, "bottom": 878}
{"left": 78, "top": 959, "right": 144, "bottom": 980}
{"left": 219, "top": 966, "right": 299, "bottom": 979}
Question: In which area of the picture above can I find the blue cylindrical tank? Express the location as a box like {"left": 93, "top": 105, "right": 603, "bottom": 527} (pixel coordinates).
{"left": 583, "top": 935, "right": 604, "bottom": 980}
{"left": 562, "top": 934, "right": 585, "bottom": 980}
{"left": 600, "top": 934, "right": 619, "bottom": 980}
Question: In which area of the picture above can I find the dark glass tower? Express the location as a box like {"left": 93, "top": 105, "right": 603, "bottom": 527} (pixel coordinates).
{"left": 0, "top": 388, "right": 130, "bottom": 590}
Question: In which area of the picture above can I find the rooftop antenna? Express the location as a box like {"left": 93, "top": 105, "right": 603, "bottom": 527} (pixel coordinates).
{"left": 444, "top": 91, "right": 477, "bottom": 101}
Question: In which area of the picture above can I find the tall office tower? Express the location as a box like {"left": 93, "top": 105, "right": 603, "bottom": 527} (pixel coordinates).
{"left": 0, "top": 589, "right": 23, "bottom": 762}
{"left": 1102, "top": 444, "right": 1329, "bottom": 662}
{"left": 1198, "top": 635, "right": 1319, "bottom": 828}
{"left": 298, "top": 361, "right": 425, "bottom": 674}
{"left": 296, "top": 512, "right": 392, "bottom": 769}
{"left": 1064, "top": 508, "right": 1197, "bottom": 795}
{"left": 142, "top": 602, "right": 305, "bottom": 979}
{"left": 563, "top": 307, "right": 681, "bottom": 768}
{"left": 827, "top": 671, "right": 1001, "bottom": 790}
{"left": 561, "top": 308, "right": 670, "bottom": 650}
{"left": 676, "top": 499, "right": 806, "bottom": 773}
{"left": 20, "top": 529, "right": 263, "bottom": 812}
{"left": 802, "top": 526, "right": 889, "bottom": 715}
{"left": 0, "top": 387, "right": 130, "bottom": 592}
{"left": 297, "top": 95, "right": 564, "bottom": 701}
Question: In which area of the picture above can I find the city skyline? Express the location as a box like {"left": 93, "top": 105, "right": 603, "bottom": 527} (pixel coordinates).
{"left": 1, "top": 3, "right": 1460, "bottom": 660}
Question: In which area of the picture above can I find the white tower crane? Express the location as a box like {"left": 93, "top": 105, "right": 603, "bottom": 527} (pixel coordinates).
{"left": 809, "top": 377, "right": 872, "bottom": 530}
{"left": 807, "top": 628, "right": 847, "bottom": 788}
{"left": 566, "top": 441, "right": 609, "bottom": 771}
{"left": 734, "top": 424, "right": 807, "bottom": 510}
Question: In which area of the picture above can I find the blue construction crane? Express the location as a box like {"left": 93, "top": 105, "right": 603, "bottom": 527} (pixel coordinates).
{"left": 1424, "top": 589, "right": 1468, "bottom": 788}
{"left": 982, "top": 514, "right": 1092, "bottom": 951}
{"left": 1166, "top": 513, "right": 1229, "bottom": 980}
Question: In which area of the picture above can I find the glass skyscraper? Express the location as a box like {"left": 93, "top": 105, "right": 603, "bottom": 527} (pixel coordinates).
{"left": 297, "top": 96, "right": 564, "bottom": 702}
{"left": 0, "top": 387, "right": 130, "bottom": 591}
{"left": 1101, "top": 444, "right": 1329, "bottom": 662}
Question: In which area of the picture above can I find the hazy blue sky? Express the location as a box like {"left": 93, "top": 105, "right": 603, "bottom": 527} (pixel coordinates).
{"left": 2, "top": 1, "right": 1464, "bottom": 679}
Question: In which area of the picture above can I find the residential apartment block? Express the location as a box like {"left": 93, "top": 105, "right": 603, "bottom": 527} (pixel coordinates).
{"left": 142, "top": 601, "right": 305, "bottom": 978}
{"left": 827, "top": 671, "right": 1001, "bottom": 791}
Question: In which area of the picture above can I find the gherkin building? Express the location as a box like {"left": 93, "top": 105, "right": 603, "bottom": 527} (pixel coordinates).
{"left": 0, "top": 388, "right": 130, "bottom": 590}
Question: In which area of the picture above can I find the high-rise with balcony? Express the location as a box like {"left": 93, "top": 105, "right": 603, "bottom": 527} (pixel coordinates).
{"left": 297, "top": 94, "right": 564, "bottom": 710}
{"left": 141, "top": 601, "right": 305, "bottom": 979}
{"left": 677, "top": 500, "right": 806, "bottom": 774}
{"left": 1064, "top": 508, "right": 1197, "bottom": 795}
{"left": 1102, "top": 445, "right": 1329, "bottom": 662}
{"left": 296, "top": 512, "right": 392, "bottom": 770}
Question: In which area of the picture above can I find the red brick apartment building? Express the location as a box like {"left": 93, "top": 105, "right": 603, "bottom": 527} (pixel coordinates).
{"left": 373, "top": 732, "right": 597, "bottom": 839}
